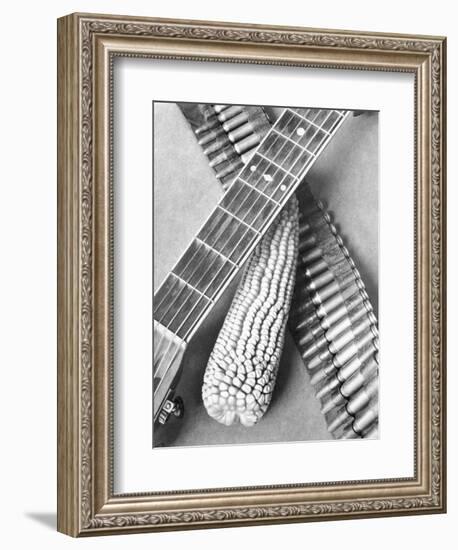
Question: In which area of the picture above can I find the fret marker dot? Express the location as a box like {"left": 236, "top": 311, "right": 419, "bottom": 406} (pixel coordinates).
{"left": 297, "top": 127, "right": 305, "bottom": 136}
{"left": 250, "top": 165, "right": 256, "bottom": 172}
{"left": 263, "top": 174, "right": 273, "bottom": 182}
{"left": 280, "top": 184, "right": 287, "bottom": 192}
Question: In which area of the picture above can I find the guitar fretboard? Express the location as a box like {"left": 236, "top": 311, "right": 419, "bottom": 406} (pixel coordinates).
{"left": 154, "top": 107, "right": 348, "bottom": 341}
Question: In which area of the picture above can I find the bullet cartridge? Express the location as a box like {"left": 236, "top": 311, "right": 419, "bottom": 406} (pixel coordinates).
{"left": 346, "top": 376, "right": 378, "bottom": 416}
{"left": 320, "top": 390, "right": 346, "bottom": 414}
{"left": 353, "top": 404, "right": 378, "bottom": 433}
{"left": 340, "top": 356, "right": 378, "bottom": 397}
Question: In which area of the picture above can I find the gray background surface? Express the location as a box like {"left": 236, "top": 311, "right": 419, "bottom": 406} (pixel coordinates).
{"left": 153, "top": 103, "right": 378, "bottom": 447}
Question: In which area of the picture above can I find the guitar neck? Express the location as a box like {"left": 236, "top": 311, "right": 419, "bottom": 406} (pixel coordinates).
{"left": 154, "top": 107, "right": 349, "bottom": 342}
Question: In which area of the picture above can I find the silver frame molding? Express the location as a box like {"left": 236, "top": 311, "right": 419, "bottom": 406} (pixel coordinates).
{"left": 57, "top": 12, "right": 446, "bottom": 537}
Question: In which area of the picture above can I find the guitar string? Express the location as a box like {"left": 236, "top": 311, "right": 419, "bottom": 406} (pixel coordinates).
{"left": 153, "top": 107, "right": 331, "bottom": 319}
{"left": 153, "top": 109, "right": 343, "bottom": 387}
{"left": 152, "top": 107, "right": 292, "bottom": 316}
{"left": 155, "top": 108, "right": 337, "bottom": 331}
{"left": 154, "top": 108, "right": 325, "bottom": 325}
{"left": 153, "top": 109, "right": 345, "bottom": 398}
{"left": 154, "top": 108, "right": 318, "bottom": 333}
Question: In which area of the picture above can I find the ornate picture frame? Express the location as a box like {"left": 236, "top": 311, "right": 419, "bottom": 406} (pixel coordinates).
{"left": 57, "top": 12, "right": 446, "bottom": 536}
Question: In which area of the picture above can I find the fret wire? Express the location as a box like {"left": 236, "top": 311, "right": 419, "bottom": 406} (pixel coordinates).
{"left": 295, "top": 107, "right": 321, "bottom": 126}
{"left": 307, "top": 110, "right": 343, "bottom": 158}
{"left": 196, "top": 237, "right": 237, "bottom": 266}
{"left": 156, "top": 108, "right": 346, "bottom": 339}
{"left": 237, "top": 177, "right": 281, "bottom": 206}
{"left": 177, "top": 234, "right": 238, "bottom": 304}
{"left": 155, "top": 273, "right": 192, "bottom": 325}
{"left": 237, "top": 109, "right": 326, "bottom": 225}
{"left": 268, "top": 109, "right": 309, "bottom": 167}
{"left": 169, "top": 291, "right": 210, "bottom": 340}
{"left": 286, "top": 109, "right": 339, "bottom": 157}
{"left": 175, "top": 109, "right": 329, "bottom": 319}
{"left": 177, "top": 152, "right": 292, "bottom": 339}
{"left": 219, "top": 171, "right": 278, "bottom": 233}
{"left": 165, "top": 196, "right": 259, "bottom": 325}
{"left": 170, "top": 272, "right": 214, "bottom": 303}
{"left": 154, "top": 273, "right": 181, "bottom": 316}
{"left": 271, "top": 128, "right": 317, "bottom": 157}
{"left": 159, "top": 191, "right": 256, "bottom": 327}
{"left": 177, "top": 187, "right": 273, "bottom": 340}
{"left": 217, "top": 205, "right": 261, "bottom": 234}
{"left": 260, "top": 110, "right": 312, "bottom": 182}
{"left": 256, "top": 109, "right": 341, "bottom": 206}
{"left": 170, "top": 215, "right": 232, "bottom": 295}
{"left": 157, "top": 213, "right": 233, "bottom": 320}
{"left": 257, "top": 151, "right": 299, "bottom": 178}
{"left": 311, "top": 109, "right": 342, "bottom": 134}
{"left": 290, "top": 108, "right": 332, "bottom": 136}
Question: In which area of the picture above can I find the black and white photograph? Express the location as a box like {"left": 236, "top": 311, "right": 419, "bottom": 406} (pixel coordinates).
{"left": 52, "top": 8, "right": 446, "bottom": 540}
{"left": 153, "top": 101, "right": 379, "bottom": 448}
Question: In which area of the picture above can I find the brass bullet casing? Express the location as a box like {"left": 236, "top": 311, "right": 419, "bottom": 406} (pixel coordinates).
{"left": 337, "top": 344, "right": 377, "bottom": 382}
{"left": 346, "top": 376, "right": 378, "bottom": 415}
{"left": 320, "top": 291, "right": 364, "bottom": 331}
{"left": 298, "top": 210, "right": 332, "bottom": 237}
{"left": 217, "top": 105, "right": 244, "bottom": 121}
{"left": 328, "top": 406, "right": 353, "bottom": 433}
{"left": 234, "top": 133, "right": 260, "bottom": 155}
{"left": 311, "top": 271, "right": 354, "bottom": 308}
{"left": 298, "top": 222, "right": 337, "bottom": 254}
{"left": 293, "top": 304, "right": 318, "bottom": 330}
{"left": 316, "top": 347, "right": 377, "bottom": 401}
{"left": 194, "top": 113, "right": 219, "bottom": 136}
{"left": 306, "top": 257, "right": 350, "bottom": 292}
{"left": 315, "top": 278, "right": 361, "bottom": 319}
{"left": 221, "top": 111, "right": 249, "bottom": 132}
{"left": 328, "top": 314, "right": 373, "bottom": 355}
{"left": 227, "top": 121, "right": 254, "bottom": 143}
{"left": 362, "top": 423, "right": 379, "bottom": 439}
{"left": 324, "top": 303, "right": 361, "bottom": 342}
{"left": 297, "top": 318, "right": 325, "bottom": 347}
{"left": 309, "top": 357, "right": 336, "bottom": 382}
{"left": 208, "top": 145, "right": 238, "bottom": 168}
{"left": 301, "top": 333, "right": 328, "bottom": 361}
{"left": 306, "top": 267, "right": 335, "bottom": 290}
{"left": 320, "top": 390, "right": 346, "bottom": 414}
{"left": 332, "top": 328, "right": 377, "bottom": 369}
{"left": 198, "top": 125, "right": 226, "bottom": 146}
{"left": 340, "top": 356, "right": 378, "bottom": 397}
{"left": 300, "top": 249, "right": 326, "bottom": 271}
{"left": 315, "top": 374, "right": 341, "bottom": 399}
{"left": 291, "top": 296, "right": 317, "bottom": 320}
{"left": 299, "top": 241, "right": 341, "bottom": 266}
{"left": 352, "top": 404, "right": 378, "bottom": 434}
{"left": 303, "top": 257, "right": 330, "bottom": 279}
{"left": 215, "top": 157, "right": 244, "bottom": 180}
{"left": 203, "top": 135, "right": 232, "bottom": 156}
{"left": 213, "top": 104, "right": 229, "bottom": 113}
{"left": 340, "top": 426, "right": 361, "bottom": 439}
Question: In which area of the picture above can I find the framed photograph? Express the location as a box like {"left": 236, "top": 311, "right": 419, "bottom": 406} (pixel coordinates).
{"left": 57, "top": 13, "right": 446, "bottom": 536}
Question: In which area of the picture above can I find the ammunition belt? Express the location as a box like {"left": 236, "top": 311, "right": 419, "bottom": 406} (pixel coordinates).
{"left": 181, "top": 103, "right": 379, "bottom": 438}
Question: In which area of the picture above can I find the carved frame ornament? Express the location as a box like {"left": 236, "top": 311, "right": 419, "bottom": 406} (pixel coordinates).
{"left": 57, "top": 13, "right": 446, "bottom": 536}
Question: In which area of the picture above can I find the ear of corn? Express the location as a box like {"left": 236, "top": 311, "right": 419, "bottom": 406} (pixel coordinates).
{"left": 202, "top": 197, "right": 299, "bottom": 427}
